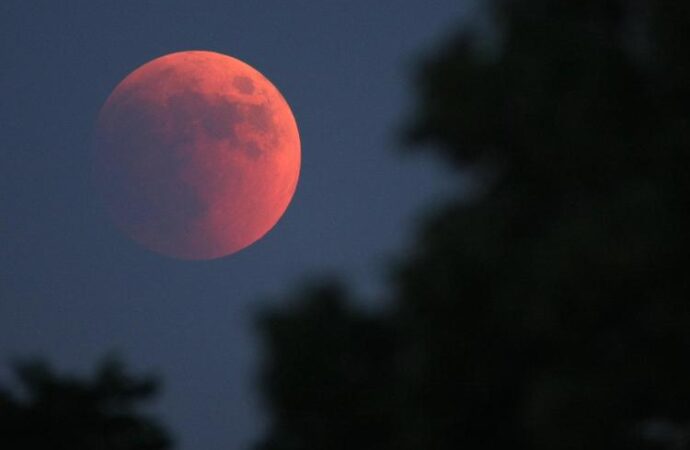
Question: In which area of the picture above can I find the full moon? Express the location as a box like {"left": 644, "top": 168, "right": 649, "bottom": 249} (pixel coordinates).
{"left": 94, "top": 51, "right": 300, "bottom": 260}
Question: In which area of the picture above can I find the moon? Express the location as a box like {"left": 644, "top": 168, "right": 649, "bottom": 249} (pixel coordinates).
{"left": 94, "top": 51, "right": 301, "bottom": 260}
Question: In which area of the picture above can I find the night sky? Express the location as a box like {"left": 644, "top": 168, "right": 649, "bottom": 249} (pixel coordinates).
{"left": 1, "top": 2, "right": 471, "bottom": 449}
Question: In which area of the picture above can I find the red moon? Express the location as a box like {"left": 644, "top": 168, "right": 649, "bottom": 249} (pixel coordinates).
{"left": 94, "top": 51, "right": 300, "bottom": 260}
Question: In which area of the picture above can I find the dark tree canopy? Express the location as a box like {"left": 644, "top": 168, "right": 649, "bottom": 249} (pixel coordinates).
{"left": 256, "top": 284, "right": 398, "bottom": 450}
{"left": 256, "top": 1, "right": 690, "bottom": 449}
{"left": 0, "top": 358, "right": 171, "bottom": 450}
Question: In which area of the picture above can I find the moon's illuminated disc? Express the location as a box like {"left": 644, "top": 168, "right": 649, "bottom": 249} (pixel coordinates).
{"left": 94, "top": 51, "right": 301, "bottom": 260}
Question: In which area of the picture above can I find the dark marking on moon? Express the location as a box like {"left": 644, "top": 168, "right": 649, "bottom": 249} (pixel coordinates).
{"left": 243, "top": 141, "right": 263, "bottom": 160}
{"left": 233, "top": 76, "right": 255, "bottom": 94}
{"left": 164, "top": 91, "right": 274, "bottom": 158}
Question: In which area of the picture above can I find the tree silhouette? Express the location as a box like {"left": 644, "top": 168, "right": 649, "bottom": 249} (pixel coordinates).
{"left": 0, "top": 357, "right": 171, "bottom": 450}
{"left": 256, "top": 283, "right": 398, "bottom": 450}
{"left": 256, "top": 1, "right": 690, "bottom": 449}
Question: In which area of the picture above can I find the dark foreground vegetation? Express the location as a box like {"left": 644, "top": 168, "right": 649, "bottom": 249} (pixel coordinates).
{"left": 256, "top": 1, "right": 690, "bottom": 449}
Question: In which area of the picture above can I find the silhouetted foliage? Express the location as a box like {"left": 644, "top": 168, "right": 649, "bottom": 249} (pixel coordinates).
{"left": 0, "top": 357, "right": 172, "bottom": 450}
{"left": 257, "top": 1, "right": 690, "bottom": 449}
{"left": 256, "top": 283, "right": 398, "bottom": 450}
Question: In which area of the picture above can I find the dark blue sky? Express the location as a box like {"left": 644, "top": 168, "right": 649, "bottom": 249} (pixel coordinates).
{"left": 1, "top": 2, "right": 472, "bottom": 449}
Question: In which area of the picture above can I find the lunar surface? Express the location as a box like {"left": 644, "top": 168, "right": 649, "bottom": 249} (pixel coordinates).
{"left": 94, "top": 51, "right": 301, "bottom": 259}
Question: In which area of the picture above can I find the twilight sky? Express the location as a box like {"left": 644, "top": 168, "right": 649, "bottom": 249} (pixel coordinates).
{"left": 1, "top": 2, "right": 472, "bottom": 449}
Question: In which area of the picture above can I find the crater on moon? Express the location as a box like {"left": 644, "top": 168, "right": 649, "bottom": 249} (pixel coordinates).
{"left": 233, "top": 76, "right": 255, "bottom": 94}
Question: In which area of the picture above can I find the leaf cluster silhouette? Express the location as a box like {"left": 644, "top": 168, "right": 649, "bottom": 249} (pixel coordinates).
{"left": 256, "top": 1, "right": 690, "bottom": 449}
{"left": 0, "top": 357, "right": 171, "bottom": 450}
